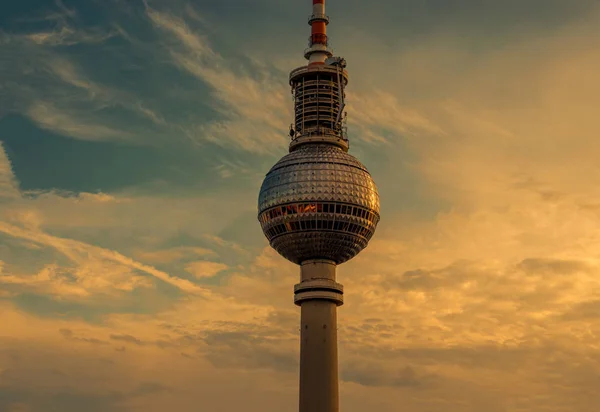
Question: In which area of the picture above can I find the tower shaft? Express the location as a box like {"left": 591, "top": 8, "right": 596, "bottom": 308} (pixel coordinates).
{"left": 295, "top": 259, "right": 343, "bottom": 412}
{"left": 299, "top": 300, "right": 339, "bottom": 412}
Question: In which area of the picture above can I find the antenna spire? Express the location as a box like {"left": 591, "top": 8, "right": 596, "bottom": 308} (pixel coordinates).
{"left": 305, "top": 0, "right": 333, "bottom": 65}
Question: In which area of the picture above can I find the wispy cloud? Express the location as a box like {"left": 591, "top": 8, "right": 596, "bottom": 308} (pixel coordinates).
{"left": 26, "top": 101, "right": 136, "bottom": 142}
{"left": 213, "top": 157, "right": 261, "bottom": 180}
{"left": 0, "top": 143, "right": 248, "bottom": 299}
{"left": 348, "top": 90, "right": 444, "bottom": 144}
{"left": 0, "top": 12, "right": 167, "bottom": 144}
{"left": 0, "top": 220, "right": 208, "bottom": 295}
{"left": 0, "top": 262, "right": 143, "bottom": 298}
{"left": 144, "top": 2, "right": 291, "bottom": 154}
{"left": 0, "top": 142, "right": 21, "bottom": 199}
{"left": 134, "top": 246, "right": 216, "bottom": 265}
{"left": 9, "top": 0, "right": 115, "bottom": 48}
{"left": 23, "top": 56, "right": 167, "bottom": 141}
{"left": 25, "top": 25, "right": 117, "bottom": 47}
{"left": 185, "top": 260, "right": 229, "bottom": 279}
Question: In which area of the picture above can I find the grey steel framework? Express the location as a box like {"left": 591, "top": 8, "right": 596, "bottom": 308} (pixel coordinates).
{"left": 257, "top": 1, "right": 380, "bottom": 411}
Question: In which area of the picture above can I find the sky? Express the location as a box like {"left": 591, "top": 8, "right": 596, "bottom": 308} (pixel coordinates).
{"left": 1, "top": 0, "right": 600, "bottom": 411}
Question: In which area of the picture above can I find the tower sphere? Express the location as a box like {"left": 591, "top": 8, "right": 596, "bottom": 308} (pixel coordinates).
{"left": 258, "top": 144, "right": 380, "bottom": 265}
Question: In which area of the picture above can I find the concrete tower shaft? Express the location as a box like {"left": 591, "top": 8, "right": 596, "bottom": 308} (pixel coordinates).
{"left": 295, "top": 259, "right": 342, "bottom": 412}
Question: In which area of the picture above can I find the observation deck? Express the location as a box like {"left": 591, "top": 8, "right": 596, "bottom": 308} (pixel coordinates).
{"left": 288, "top": 65, "right": 350, "bottom": 151}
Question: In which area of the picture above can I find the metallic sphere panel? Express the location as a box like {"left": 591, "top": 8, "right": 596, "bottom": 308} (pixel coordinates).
{"left": 258, "top": 144, "right": 380, "bottom": 264}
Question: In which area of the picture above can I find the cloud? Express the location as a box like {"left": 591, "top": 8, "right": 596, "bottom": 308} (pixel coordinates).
{"left": 0, "top": 303, "right": 298, "bottom": 411}
{"left": 380, "top": 20, "right": 600, "bottom": 210}
{"left": 0, "top": 18, "right": 169, "bottom": 144}
{"left": 134, "top": 247, "right": 215, "bottom": 265}
{"left": 59, "top": 328, "right": 109, "bottom": 345}
{"left": 0, "top": 264, "right": 92, "bottom": 298}
{"left": 43, "top": 57, "right": 166, "bottom": 126}
{"left": 0, "top": 220, "right": 207, "bottom": 295}
{"left": 11, "top": 56, "right": 168, "bottom": 143}
{"left": 0, "top": 142, "right": 20, "bottom": 199}
{"left": 10, "top": 0, "right": 114, "bottom": 48}
{"left": 203, "top": 234, "right": 252, "bottom": 258}
{"left": 0, "top": 388, "right": 128, "bottom": 412}
{"left": 201, "top": 329, "right": 297, "bottom": 372}
{"left": 185, "top": 260, "right": 228, "bottom": 278}
{"left": 24, "top": 26, "right": 116, "bottom": 47}
{"left": 26, "top": 101, "right": 135, "bottom": 142}
{"left": 109, "top": 333, "right": 145, "bottom": 346}
{"left": 213, "top": 157, "right": 257, "bottom": 179}
{"left": 516, "top": 258, "right": 592, "bottom": 276}
{"left": 341, "top": 363, "right": 427, "bottom": 388}
{"left": 144, "top": 3, "right": 291, "bottom": 154}
{"left": 0, "top": 146, "right": 259, "bottom": 308}
{"left": 347, "top": 90, "right": 444, "bottom": 144}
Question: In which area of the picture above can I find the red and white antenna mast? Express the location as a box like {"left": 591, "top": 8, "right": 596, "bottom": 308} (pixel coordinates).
{"left": 306, "top": 0, "right": 332, "bottom": 65}
{"left": 288, "top": 0, "right": 349, "bottom": 152}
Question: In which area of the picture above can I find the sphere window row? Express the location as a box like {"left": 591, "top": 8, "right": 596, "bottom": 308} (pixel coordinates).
{"left": 259, "top": 202, "right": 378, "bottom": 224}
{"left": 264, "top": 219, "right": 373, "bottom": 240}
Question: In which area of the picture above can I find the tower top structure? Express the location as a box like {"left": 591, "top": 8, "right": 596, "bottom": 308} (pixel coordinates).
{"left": 288, "top": 0, "right": 350, "bottom": 152}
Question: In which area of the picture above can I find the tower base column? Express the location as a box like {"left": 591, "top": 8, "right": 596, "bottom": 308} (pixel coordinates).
{"left": 294, "top": 259, "right": 343, "bottom": 412}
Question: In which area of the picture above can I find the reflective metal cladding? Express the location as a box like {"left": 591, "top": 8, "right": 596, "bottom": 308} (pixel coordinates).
{"left": 258, "top": 144, "right": 380, "bottom": 264}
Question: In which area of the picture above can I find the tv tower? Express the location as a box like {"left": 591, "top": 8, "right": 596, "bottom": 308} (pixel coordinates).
{"left": 257, "top": 1, "right": 380, "bottom": 411}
